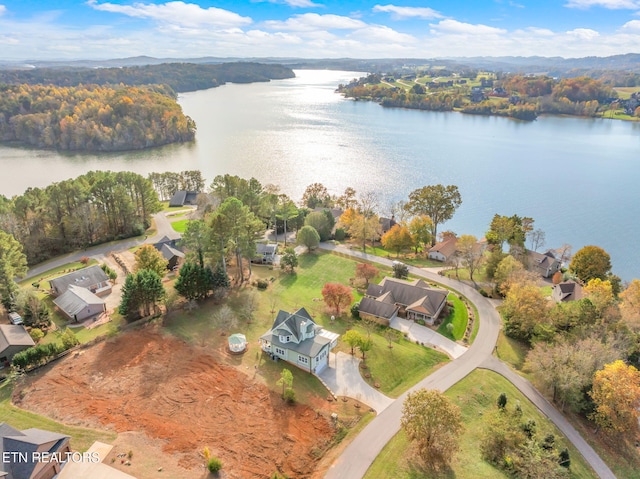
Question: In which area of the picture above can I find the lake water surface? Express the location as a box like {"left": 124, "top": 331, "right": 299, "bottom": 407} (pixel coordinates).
{"left": 1, "top": 70, "right": 639, "bottom": 280}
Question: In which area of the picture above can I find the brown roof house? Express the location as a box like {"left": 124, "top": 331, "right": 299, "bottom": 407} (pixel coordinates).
{"left": 428, "top": 237, "right": 458, "bottom": 262}
{"left": 0, "top": 325, "right": 35, "bottom": 368}
{"left": 259, "top": 308, "right": 339, "bottom": 375}
{"left": 552, "top": 280, "right": 584, "bottom": 303}
{"left": 359, "top": 277, "right": 448, "bottom": 326}
{"left": 526, "top": 250, "right": 561, "bottom": 278}
{"left": 0, "top": 422, "right": 70, "bottom": 479}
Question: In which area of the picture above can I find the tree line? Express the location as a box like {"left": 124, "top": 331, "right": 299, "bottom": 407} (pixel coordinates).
{"left": 0, "top": 83, "right": 195, "bottom": 151}
{"left": 0, "top": 62, "right": 295, "bottom": 94}
{"left": 0, "top": 170, "right": 161, "bottom": 265}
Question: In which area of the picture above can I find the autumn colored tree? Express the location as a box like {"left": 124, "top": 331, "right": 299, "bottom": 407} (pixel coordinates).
{"left": 590, "top": 360, "right": 640, "bottom": 436}
{"left": 405, "top": 185, "right": 462, "bottom": 246}
{"left": 569, "top": 245, "right": 612, "bottom": 283}
{"left": 408, "top": 215, "right": 433, "bottom": 254}
{"left": 0, "top": 230, "right": 28, "bottom": 311}
{"left": 134, "top": 244, "right": 168, "bottom": 277}
{"left": 493, "top": 255, "right": 526, "bottom": 295}
{"left": 381, "top": 224, "right": 413, "bottom": 257}
{"left": 498, "top": 282, "right": 552, "bottom": 342}
{"left": 301, "top": 182, "right": 331, "bottom": 208}
{"left": 583, "top": 278, "right": 615, "bottom": 316}
{"left": 347, "top": 213, "right": 382, "bottom": 252}
{"left": 321, "top": 283, "right": 353, "bottom": 316}
{"left": 620, "top": 279, "right": 640, "bottom": 330}
{"left": 401, "top": 389, "right": 463, "bottom": 470}
{"left": 355, "top": 263, "right": 378, "bottom": 287}
{"left": 456, "top": 234, "right": 484, "bottom": 282}
{"left": 552, "top": 271, "right": 563, "bottom": 285}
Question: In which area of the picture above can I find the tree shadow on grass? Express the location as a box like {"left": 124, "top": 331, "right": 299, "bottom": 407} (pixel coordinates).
{"left": 406, "top": 459, "right": 456, "bottom": 479}
{"left": 298, "top": 252, "right": 320, "bottom": 268}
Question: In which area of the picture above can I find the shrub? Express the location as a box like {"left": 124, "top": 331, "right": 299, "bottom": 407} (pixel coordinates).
{"left": 80, "top": 256, "right": 90, "bottom": 265}
{"left": 497, "top": 392, "right": 508, "bottom": 409}
{"left": 29, "top": 328, "right": 44, "bottom": 344}
{"left": 350, "top": 302, "right": 361, "bottom": 319}
{"left": 283, "top": 387, "right": 296, "bottom": 404}
{"left": 256, "top": 279, "right": 269, "bottom": 290}
{"left": 207, "top": 456, "right": 223, "bottom": 473}
{"left": 334, "top": 228, "right": 346, "bottom": 241}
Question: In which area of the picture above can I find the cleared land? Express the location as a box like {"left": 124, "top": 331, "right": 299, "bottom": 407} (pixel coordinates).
{"left": 14, "top": 327, "right": 336, "bottom": 479}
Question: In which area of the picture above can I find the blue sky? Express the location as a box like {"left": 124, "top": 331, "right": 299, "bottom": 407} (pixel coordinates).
{"left": 2, "top": 1, "right": 640, "bottom": 60}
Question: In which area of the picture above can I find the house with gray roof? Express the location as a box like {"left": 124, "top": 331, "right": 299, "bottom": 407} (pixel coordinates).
{"left": 49, "top": 265, "right": 111, "bottom": 297}
{"left": 360, "top": 277, "right": 448, "bottom": 326}
{"left": 252, "top": 243, "right": 277, "bottom": 264}
{"left": 168, "top": 190, "right": 198, "bottom": 207}
{"left": 53, "top": 285, "right": 106, "bottom": 322}
{"left": 0, "top": 326, "right": 35, "bottom": 368}
{"left": 153, "top": 236, "right": 184, "bottom": 270}
{"left": 526, "top": 250, "right": 561, "bottom": 278}
{"left": 259, "top": 308, "right": 339, "bottom": 374}
{"left": 0, "top": 422, "right": 70, "bottom": 479}
{"left": 552, "top": 280, "right": 584, "bottom": 303}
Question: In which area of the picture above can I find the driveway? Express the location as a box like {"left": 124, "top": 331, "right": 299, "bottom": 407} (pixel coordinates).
{"left": 318, "top": 352, "right": 394, "bottom": 414}
{"left": 389, "top": 317, "right": 468, "bottom": 359}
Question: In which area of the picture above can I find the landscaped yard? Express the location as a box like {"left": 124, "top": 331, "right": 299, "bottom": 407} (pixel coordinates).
{"left": 170, "top": 218, "right": 190, "bottom": 233}
{"left": 437, "top": 293, "right": 469, "bottom": 341}
{"left": 364, "top": 369, "right": 598, "bottom": 479}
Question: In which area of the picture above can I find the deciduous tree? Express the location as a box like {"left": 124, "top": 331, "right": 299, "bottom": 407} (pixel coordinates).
{"left": 401, "top": 389, "right": 463, "bottom": 470}
{"left": 276, "top": 368, "right": 294, "bottom": 398}
{"left": 499, "top": 282, "right": 551, "bottom": 343}
{"left": 620, "top": 279, "right": 640, "bottom": 330}
{"left": 405, "top": 185, "right": 462, "bottom": 246}
{"left": 321, "top": 283, "right": 353, "bottom": 316}
{"left": 456, "top": 234, "right": 483, "bottom": 282}
{"left": 0, "top": 230, "right": 28, "bottom": 311}
{"left": 343, "top": 329, "right": 363, "bottom": 356}
{"left": 380, "top": 224, "right": 413, "bottom": 257}
{"left": 301, "top": 183, "right": 331, "bottom": 208}
{"left": 280, "top": 247, "right": 298, "bottom": 273}
{"left": 590, "top": 360, "right": 640, "bottom": 436}
{"left": 304, "top": 211, "right": 331, "bottom": 241}
{"left": 570, "top": 245, "right": 612, "bottom": 283}
{"left": 355, "top": 263, "right": 378, "bottom": 287}
{"left": 134, "top": 244, "right": 168, "bottom": 277}
{"left": 408, "top": 215, "right": 432, "bottom": 254}
{"left": 297, "top": 225, "right": 320, "bottom": 252}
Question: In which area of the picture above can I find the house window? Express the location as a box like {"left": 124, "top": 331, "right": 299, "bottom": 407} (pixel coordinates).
{"left": 298, "top": 355, "right": 309, "bottom": 364}
{"left": 279, "top": 335, "right": 291, "bottom": 343}
{"left": 275, "top": 347, "right": 285, "bottom": 356}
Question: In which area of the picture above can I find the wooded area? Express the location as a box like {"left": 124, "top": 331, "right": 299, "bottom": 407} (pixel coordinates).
{"left": 0, "top": 171, "right": 161, "bottom": 264}
{"left": 0, "top": 83, "right": 195, "bottom": 151}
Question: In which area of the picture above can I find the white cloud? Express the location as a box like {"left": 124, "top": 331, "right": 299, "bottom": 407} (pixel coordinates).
{"left": 254, "top": 0, "right": 322, "bottom": 7}
{"left": 0, "top": 5, "right": 6, "bottom": 16}
{"left": 372, "top": 4, "right": 443, "bottom": 20}
{"left": 525, "top": 27, "right": 555, "bottom": 36}
{"left": 87, "top": 0, "right": 252, "bottom": 28}
{"left": 564, "top": 0, "right": 640, "bottom": 9}
{"left": 621, "top": 19, "right": 640, "bottom": 29}
{"left": 350, "top": 24, "right": 416, "bottom": 43}
{"left": 430, "top": 19, "right": 507, "bottom": 36}
{"left": 566, "top": 27, "right": 600, "bottom": 39}
{"left": 264, "top": 13, "right": 366, "bottom": 31}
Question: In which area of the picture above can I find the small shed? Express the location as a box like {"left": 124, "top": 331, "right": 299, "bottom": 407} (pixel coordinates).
{"left": 228, "top": 333, "right": 247, "bottom": 353}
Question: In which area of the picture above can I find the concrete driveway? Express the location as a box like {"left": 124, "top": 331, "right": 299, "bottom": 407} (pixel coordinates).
{"left": 389, "top": 317, "right": 468, "bottom": 359}
{"left": 318, "top": 352, "right": 394, "bottom": 414}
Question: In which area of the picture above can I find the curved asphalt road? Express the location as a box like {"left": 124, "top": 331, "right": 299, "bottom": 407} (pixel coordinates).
{"left": 320, "top": 243, "right": 616, "bottom": 479}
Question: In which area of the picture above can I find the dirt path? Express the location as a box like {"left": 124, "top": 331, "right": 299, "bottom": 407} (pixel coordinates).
{"left": 15, "top": 328, "right": 334, "bottom": 479}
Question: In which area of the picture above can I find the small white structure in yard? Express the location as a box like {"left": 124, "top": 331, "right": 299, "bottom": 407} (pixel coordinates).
{"left": 228, "top": 333, "right": 247, "bottom": 353}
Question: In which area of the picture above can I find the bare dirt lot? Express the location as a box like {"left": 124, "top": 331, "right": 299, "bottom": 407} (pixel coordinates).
{"left": 14, "top": 328, "right": 335, "bottom": 479}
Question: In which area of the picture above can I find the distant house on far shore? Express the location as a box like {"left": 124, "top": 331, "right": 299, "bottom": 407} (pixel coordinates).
{"left": 169, "top": 190, "right": 199, "bottom": 207}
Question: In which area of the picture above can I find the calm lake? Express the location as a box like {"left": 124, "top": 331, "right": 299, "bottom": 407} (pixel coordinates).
{"left": 0, "top": 70, "right": 639, "bottom": 280}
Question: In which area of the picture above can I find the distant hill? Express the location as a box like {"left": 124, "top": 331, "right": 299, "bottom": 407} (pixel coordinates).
{"left": 0, "top": 61, "right": 295, "bottom": 93}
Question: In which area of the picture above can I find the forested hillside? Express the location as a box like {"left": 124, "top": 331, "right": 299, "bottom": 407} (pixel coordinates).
{"left": 0, "top": 171, "right": 161, "bottom": 264}
{"left": 0, "top": 84, "right": 195, "bottom": 151}
{"left": 0, "top": 62, "right": 295, "bottom": 93}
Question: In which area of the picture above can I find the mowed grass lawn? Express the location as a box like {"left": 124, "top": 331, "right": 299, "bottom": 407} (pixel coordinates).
{"left": 364, "top": 369, "right": 598, "bottom": 479}
{"left": 165, "top": 251, "right": 449, "bottom": 400}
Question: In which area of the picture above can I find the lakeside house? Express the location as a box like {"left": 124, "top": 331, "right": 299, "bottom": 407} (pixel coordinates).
{"left": 168, "top": 190, "right": 199, "bottom": 207}
{"left": 552, "top": 280, "right": 584, "bottom": 303}
{"left": 259, "top": 308, "right": 339, "bottom": 374}
{"left": 526, "top": 250, "right": 562, "bottom": 278}
{"left": 428, "top": 237, "right": 458, "bottom": 262}
{"left": 359, "top": 277, "right": 448, "bottom": 326}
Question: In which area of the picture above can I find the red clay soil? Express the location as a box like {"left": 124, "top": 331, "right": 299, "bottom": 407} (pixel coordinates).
{"left": 14, "top": 329, "right": 335, "bottom": 479}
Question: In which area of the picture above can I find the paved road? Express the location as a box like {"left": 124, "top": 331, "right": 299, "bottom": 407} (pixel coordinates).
{"left": 320, "top": 243, "right": 616, "bottom": 479}
{"left": 24, "top": 212, "right": 180, "bottom": 281}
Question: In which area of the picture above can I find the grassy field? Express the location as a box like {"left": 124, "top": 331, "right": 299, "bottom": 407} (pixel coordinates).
{"left": 363, "top": 369, "right": 598, "bottom": 479}
{"left": 345, "top": 244, "right": 443, "bottom": 269}
{"left": 165, "top": 251, "right": 449, "bottom": 399}
{"left": 0, "top": 380, "right": 116, "bottom": 452}
{"left": 170, "top": 219, "right": 190, "bottom": 233}
{"left": 495, "top": 332, "right": 529, "bottom": 371}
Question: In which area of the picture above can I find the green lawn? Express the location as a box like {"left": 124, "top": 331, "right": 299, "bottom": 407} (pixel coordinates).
{"left": 437, "top": 293, "right": 469, "bottom": 341}
{"left": 364, "top": 369, "right": 598, "bottom": 479}
{"left": 495, "top": 332, "right": 530, "bottom": 371}
{"left": 0, "top": 381, "right": 116, "bottom": 452}
{"left": 19, "top": 259, "right": 98, "bottom": 289}
{"left": 170, "top": 219, "right": 191, "bottom": 233}
{"left": 347, "top": 244, "right": 443, "bottom": 268}
{"left": 165, "top": 251, "right": 449, "bottom": 399}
